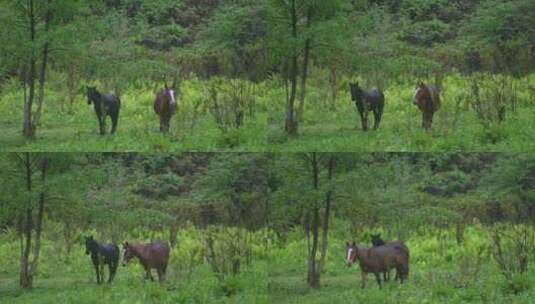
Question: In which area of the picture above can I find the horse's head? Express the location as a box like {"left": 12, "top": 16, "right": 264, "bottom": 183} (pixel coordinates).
{"left": 413, "top": 82, "right": 428, "bottom": 106}
{"left": 84, "top": 235, "right": 95, "bottom": 255}
{"left": 346, "top": 241, "right": 358, "bottom": 266}
{"left": 86, "top": 86, "right": 98, "bottom": 105}
{"left": 122, "top": 242, "right": 134, "bottom": 266}
{"left": 349, "top": 82, "right": 362, "bottom": 102}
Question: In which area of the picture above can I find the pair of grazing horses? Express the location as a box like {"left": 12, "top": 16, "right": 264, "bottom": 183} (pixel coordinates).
{"left": 84, "top": 236, "right": 170, "bottom": 284}
{"left": 346, "top": 234, "right": 410, "bottom": 289}
{"left": 86, "top": 85, "right": 178, "bottom": 135}
{"left": 349, "top": 81, "right": 441, "bottom": 131}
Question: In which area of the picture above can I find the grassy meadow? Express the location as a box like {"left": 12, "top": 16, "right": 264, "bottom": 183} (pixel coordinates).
{"left": 269, "top": 225, "right": 535, "bottom": 304}
{"left": 1, "top": 74, "right": 534, "bottom": 152}
{"left": 0, "top": 226, "right": 269, "bottom": 304}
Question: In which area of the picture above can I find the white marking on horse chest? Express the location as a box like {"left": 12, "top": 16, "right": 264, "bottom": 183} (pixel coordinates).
{"left": 347, "top": 248, "right": 353, "bottom": 263}
{"left": 413, "top": 88, "right": 420, "bottom": 101}
{"left": 169, "top": 90, "right": 176, "bottom": 105}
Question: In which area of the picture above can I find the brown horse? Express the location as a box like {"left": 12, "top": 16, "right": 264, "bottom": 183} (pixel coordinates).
{"left": 370, "top": 234, "right": 410, "bottom": 281}
{"left": 154, "top": 84, "right": 178, "bottom": 133}
{"left": 413, "top": 82, "right": 441, "bottom": 130}
{"left": 122, "top": 240, "right": 170, "bottom": 282}
{"left": 346, "top": 241, "right": 409, "bottom": 289}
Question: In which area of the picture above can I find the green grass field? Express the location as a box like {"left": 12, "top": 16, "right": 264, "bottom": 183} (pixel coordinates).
{"left": 268, "top": 226, "right": 535, "bottom": 304}
{"left": 1, "top": 75, "right": 534, "bottom": 152}
{"left": 0, "top": 228, "right": 269, "bottom": 304}
{"left": 0, "top": 75, "right": 535, "bottom": 152}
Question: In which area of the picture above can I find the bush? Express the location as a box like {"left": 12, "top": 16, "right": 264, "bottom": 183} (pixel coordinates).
{"left": 502, "top": 273, "right": 532, "bottom": 294}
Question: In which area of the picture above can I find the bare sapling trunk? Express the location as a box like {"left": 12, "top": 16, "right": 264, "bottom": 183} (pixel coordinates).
{"left": 32, "top": 3, "right": 52, "bottom": 131}
{"left": 307, "top": 153, "right": 320, "bottom": 288}
{"left": 285, "top": 0, "right": 299, "bottom": 136}
{"left": 297, "top": 7, "right": 313, "bottom": 122}
{"left": 23, "top": 0, "right": 36, "bottom": 138}
{"left": 329, "top": 66, "right": 338, "bottom": 110}
{"left": 18, "top": 154, "right": 48, "bottom": 289}
{"left": 19, "top": 153, "right": 33, "bottom": 288}
{"left": 29, "top": 159, "right": 48, "bottom": 281}
{"left": 319, "top": 156, "right": 335, "bottom": 273}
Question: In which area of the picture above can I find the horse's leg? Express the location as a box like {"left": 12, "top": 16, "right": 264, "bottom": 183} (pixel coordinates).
{"left": 402, "top": 265, "right": 409, "bottom": 282}
{"left": 96, "top": 264, "right": 101, "bottom": 284}
{"left": 423, "top": 113, "right": 429, "bottom": 130}
{"left": 164, "top": 115, "right": 170, "bottom": 133}
{"left": 377, "top": 102, "right": 384, "bottom": 130}
{"left": 98, "top": 115, "right": 105, "bottom": 135}
{"left": 107, "top": 263, "right": 114, "bottom": 283}
{"left": 422, "top": 111, "right": 426, "bottom": 129}
{"left": 111, "top": 113, "right": 118, "bottom": 134}
{"left": 156, "top": 268, "right": 164, "bottom": 283}
{"left": 162, "top": 116, "right": 168, "bottom": 133}
{"left": 361, "top": 272, "right": 367, "bottom": 289}
{"left": 99, "top": 263, "right": 105, "bottom": 284}
{"left": 359, "top": 111, "right": 368, "bottom": 131}
{"left": 161, "top": 263, "right": 168, "bottom": 282}
{"left": 396, "top": 266, "right": 403, "bottom": 283}
{"left": 373, "top": 108, "right": 380, "bottom": 130}
{"left": 145, "top": 267, "right": 155, "bottom": 281}
{"left": 94, "top": 264, "right": 100, "bottom": 284}
{"left": 102, "top": 116, "right": 108, "bottom": 135}
{"left": 374, "top": 272, "right": 382, "bottom": 289}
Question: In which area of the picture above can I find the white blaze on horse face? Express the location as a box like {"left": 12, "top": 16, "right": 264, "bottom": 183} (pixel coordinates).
{"left": 169, "top": 90, "right": 176, "bottom": 105}
{"left": 346, "top": 248, "right": 354, "bottom": 264}
{"left": 413, "top": 87, "right": 421, "bottom": 104}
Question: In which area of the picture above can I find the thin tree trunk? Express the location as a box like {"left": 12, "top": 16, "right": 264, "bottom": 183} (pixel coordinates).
{"left": 67, "top": 71, "right": 77, "bottom": 108}
{"left": 305, "top": 211, "right": 311, "bottom": 283}
{"left": 309, "top": 206, "right": 320, "bottom": 288}
{"left": 455, "top": 222, "right": 464, "bottom": 246}
{"left": 297, "top": 9, "right": 312, "bottom": 122}
{"left": 308, "top": 153, "right": 320, "bottom": 288}
{"left": 319, "top": 156, "right": 335, "bottom": 273}
{"left": 23, "top": 0, "right": 36, "bottom": 139}
{"left": 169, "top": 224, "right": 178, "bottom": 248}
{"left": 20, "top": 153, "right": 33, "bottom": 288}
{"left": 32, "top": 0, "right": 52, "bottom": 131}
{"left": 329, "top": 66, "right": 338, "bottom": 110}
{"left": 29, "top": 158, "right": 48, "bottom": 280}
{"left": 285, "top": 0, "right": 298, "bottom": 136}
{"left": 20, "top": 208, "right": 33, "bottom": 288}
{"left": 63, "top": 223, "right": 74, "bottom": 257}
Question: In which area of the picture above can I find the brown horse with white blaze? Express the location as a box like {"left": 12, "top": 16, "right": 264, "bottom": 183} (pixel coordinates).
{"left": 154, "top": 84, "right": 178, "bottom": 133}
{"left": 122, "top": 240, "right": 170, "bottom": 282}
{"left": 413, "top": 82, "right": 441, "bottom": 130}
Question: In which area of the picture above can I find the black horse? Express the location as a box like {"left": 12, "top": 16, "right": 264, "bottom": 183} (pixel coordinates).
{"left": 349, "top": 82, "right": 384, "bottom": 131}
{"left": 371, "top": 233, "right": 386, "bottom": 247}
{"left": 86, "top": 86, "right": 121, "bottom": 135}
{"left": 85, "top": 236, "right": 120, "bottom": 284}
